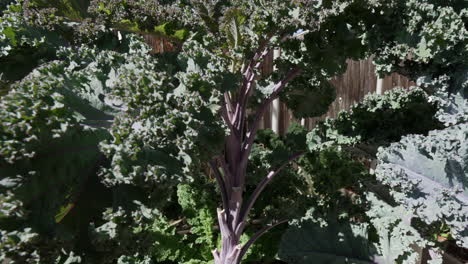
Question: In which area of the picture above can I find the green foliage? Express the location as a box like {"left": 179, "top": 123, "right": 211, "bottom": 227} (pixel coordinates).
{"left": 280, "top": 96, "right": 462, "bottom": 264}
{"left": 99, "top": 36, "right": 227, "bottom": 190}
{"left": 0, "top": 0, "right": 15, "bottom": 13}
{"left": 298, "top": 148, "right": 371, "bottom": 218}
{"left": 90, "top": 201, "right": 183, "bottom": 263}
{"left": 307, "top": 87, "right": 443, "bottom": 153}
{"left": 364, "top": 193, "right": 434, "bottom": 264}
{"left": 154, "top": 22, "right": 189, "bottom": 41}
{"left": 362, "top": 0, "right": 468, "bottom": 86}
{"left": 279, "top": 74, "right": 336, "bottom": 119}
{"left": 0, "top": 34, "right": 167, "bottom": 263}
{"left": 87, "top": 0, "right": 188, "bottom": 40}
{"left": 376, "top": 123, "right": 468, "bottom": 248}
{"left": 0, "top": 0, "right": 64, "bottom": 82}
{"left": 0, "top": 0, "right": 124, "bottom": 87}
{"left": 1, "top": 0, "right": 467, "bottom": 263}
{"left": 300, "top": 149, "right": 368, "bottom": 197}
{"left": 177, "top": 182, "right": 218, "bottom": 261}
{"left": 285, "top": 1, "right": 468, "bottom": 260}
{"left": 417, "top": 73, "right": 468, "bottom": 126}
{"left": 29, "top": 0, "right": 91, "bottom": 20}
{"left": 0, "top": 59, "right": 111, "bottom": 263}
{"left": 288, "top": 61, "right": 467, "bottom": 264}
{"left": 240, "top": 124, "right": 313, "bottom": 262}
{"left": 0, "top": 32, "right": 226, "bottom": 263}
{"left": 361, "top": 1, "right": 468, "bottom": 256}
{"left": 279, "top": 210, "right": 379, "bottom": 264}
{"left": 279, "top": 197, "right": 439, "bottom": 264}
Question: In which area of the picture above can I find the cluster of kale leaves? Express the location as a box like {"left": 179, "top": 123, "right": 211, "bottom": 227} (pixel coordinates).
{"left": 0, "top": 0, "right": 467, "bottom": 263}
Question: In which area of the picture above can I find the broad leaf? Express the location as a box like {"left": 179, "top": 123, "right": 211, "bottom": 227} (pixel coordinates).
{"left": 376, "top": 123, "right": 468, "bottom": 247}
{"left": 279, "top": 211, "right": 379, "bottom": 264}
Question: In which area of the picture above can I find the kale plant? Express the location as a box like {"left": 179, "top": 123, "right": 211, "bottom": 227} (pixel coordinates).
{"left": 280, "top": 1, "right": 468, "bottom": 262}
{"left": 1, "top": 0, "right": 467, "bottom": 264}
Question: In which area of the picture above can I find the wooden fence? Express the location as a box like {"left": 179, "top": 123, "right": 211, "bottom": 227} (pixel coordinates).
{"left": 140, "top": 33, "right": 415, "bottom": 134}
{"left": 265, "top": 57, "right": 415, "bottom": 134}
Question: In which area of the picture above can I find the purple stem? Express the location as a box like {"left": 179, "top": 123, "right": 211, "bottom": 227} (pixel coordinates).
{"left": 236, "top": 151, "right": 305, "bottom": 234}
{"left": 237, "top": 219, "right": 288, "bottom": 263}
{"left": 213, "top": 32, "right": 304, "bottom": 264}
{"left": 209, "top": 160, "right": 232, "bottom": 230}
{"left": 240, "top": 67, "right": 303, "bottom": 171}
{"left": 222, "top": 100, "right": 239, "bottom": 138}
{"left": 234, "top": 34, "right": 276, "bottom": 133}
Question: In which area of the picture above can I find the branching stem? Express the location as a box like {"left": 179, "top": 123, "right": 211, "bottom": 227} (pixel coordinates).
{"left": 237, "top": 220, "right": 288, "bottom": 263}
{"left": 236, "top": 151, "right": 305, "bottom": 234}
{"left": 213, "top": 32, "right": 303, "bottom": 264}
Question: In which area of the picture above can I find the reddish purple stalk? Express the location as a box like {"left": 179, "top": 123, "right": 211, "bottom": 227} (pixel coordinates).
{"left": 210, "top": 40, "right": 305, "bottom": 264}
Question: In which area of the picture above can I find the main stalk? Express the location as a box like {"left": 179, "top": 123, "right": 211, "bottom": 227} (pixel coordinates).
{"left": 209, "top": 42, "right": 303, "bottom": 263}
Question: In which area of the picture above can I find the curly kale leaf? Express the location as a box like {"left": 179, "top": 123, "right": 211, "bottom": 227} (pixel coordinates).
{"left": 278, "top": 195, "right": 443, "bottom": 264}
{"left": 89, "top": 181, "right": 216, "bottom": 264}
{"left": 279, "top": 74, "right": 336, "bottom": 119}
{"left": 298, "top": 147, "right": 372, "bottom": 219}
{"left": 89, "top": 201, "right": 186, "bottom": 264}
{"left": 365, "top": 193, "right": 436, "bottom": 264}
{"left": 364, "top": 0, "right": 468, "bottom": 83}
{"left": 279, "top": 209, "right": 380, "bottom": 264}
{"left": 248, "top": 125, "right": 311, "bottom": 220}
{"left": 87, "top": 0, "right": 187, "bottom": 40}
{"left": 0, "top": 0, "right": 65, "bottom": 82}
{"left": 416, "top": 72, "right": 468, "bottom": 126}
{"left": 0, "top": 34, "right": 157, "bottom": 264}
{"left": 307, "top": 87, "right": 442, "bottom": 153}
{"left": 177, "top": 182, "right": 218, "bottom": 261}
{"left": 26, "top": 0, "right": 91, "bottom": 21}
{"left": 99, "top": 35, "right": 227, "bottom": 189}
{"left": 375, "top": 123, "right": 468, "bottom": 248}
{"left": 0, "top": 64, "right": 109, "bottom": 264}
